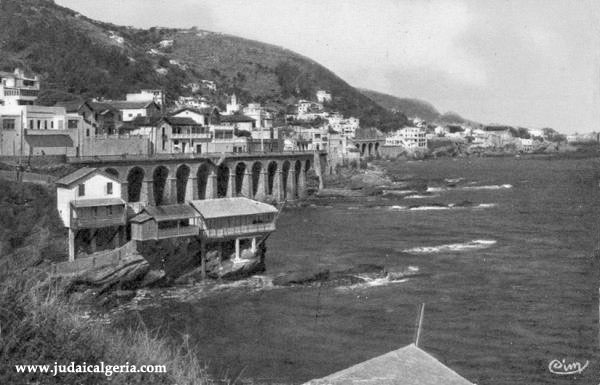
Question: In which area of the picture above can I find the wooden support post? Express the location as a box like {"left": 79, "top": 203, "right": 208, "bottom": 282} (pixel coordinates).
{"left": 251, "top": 237, "right": 256, "bottom": 253}
{"left": 114, "top": 226, "right": 120, "bottom": 248}
{"left": 68, "top": 228, "right": 75, "bottom": 262}
{"left": 201, "top": 241, "right": 207, "bottom": 280}
{"left": 90, "top": 230, "right": 97, "bottom": 253}
{"left": 235, "top": 238, "right": 240, "bottom": 261}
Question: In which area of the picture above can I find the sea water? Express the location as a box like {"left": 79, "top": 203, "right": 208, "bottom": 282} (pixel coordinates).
{"left": 114, "top": 156, "right": 600, "bottom": 385}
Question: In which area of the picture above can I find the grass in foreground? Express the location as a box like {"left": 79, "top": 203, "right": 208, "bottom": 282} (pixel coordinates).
{"left": 0, "top": 275, "right": 218, "bottom": 385}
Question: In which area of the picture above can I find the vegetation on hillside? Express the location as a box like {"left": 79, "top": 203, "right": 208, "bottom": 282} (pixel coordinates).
{"left": 0, "top": 0, "right": 407, "bottom": 130}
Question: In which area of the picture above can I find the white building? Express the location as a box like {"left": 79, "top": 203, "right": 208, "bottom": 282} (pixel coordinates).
{"left": 242, "top": 103, "right": 273, "bottom": 129}
{"left": 55, "top": 167, "right": 127, "bottom": 261}
{"left": 386, "top": 127, "right": 427, "bottom": 149}
{"left": 316, "top": 90, "right": 332, "bottom": 103}
{"left": 327, "top": 113, "right": 360, "bottom": 138}
{"left": 126, "top": 89, "right": 164, "bottom": 106}
{"left": 224, "top": 93, "right": 241, "bottom": 115}
{"left": 0, "top": 68, "right": 40, "bottom": 106}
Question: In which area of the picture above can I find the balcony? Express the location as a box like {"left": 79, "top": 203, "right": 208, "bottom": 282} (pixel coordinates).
{"left": 1, "top": 87, "right": 39, "bottom": 97}
{"left": 157, "top": 225, "right": 200, "bottom": 239}
{"left": 171, "top": 132, "right": 212, "bottom": 140}
{"left": 71, "top": 213, "right": 127, "bottom": 229}
{"left": 201, "top": 223, "right": 276, "bottom": 239}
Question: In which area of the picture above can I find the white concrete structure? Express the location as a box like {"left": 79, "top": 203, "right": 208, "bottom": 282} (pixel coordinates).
{"left": 0, "top": 68, "right": 40, "bottom": 106}
{"left": 225, "top": 93, "right": 241, "bottom": 115}
{"left": 242, "top": 103, "right": 273, "bottom": 129}
{"left": 126, "top": 89, "right": 164, "bottom": 106}
{"left": 316, "top": 90, "right": 332, "bottom": 103}
{"left": 386, "top": 127, "right": 427, "bottom": 149}
{"left": 56, "top": 168, "right": 126, "bottom": 261}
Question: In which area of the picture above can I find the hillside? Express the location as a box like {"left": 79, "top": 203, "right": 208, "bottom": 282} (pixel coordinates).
{"left": 0, "top": 0, "right": 407, "bottom": 130}
{"left": 360, "top": 88, "right": 480, "bottom": 127}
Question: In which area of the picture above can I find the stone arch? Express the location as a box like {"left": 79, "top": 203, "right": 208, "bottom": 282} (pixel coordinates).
{"left": 175, "top": 164, "right": 190, "bottom": 203}
{"left": 368, "top": 142, "right": 373, "bottom": 157}
{"left": 304, "top": 159, "right": 311, "bottom": 172}
{"left": 267, "top": 161, "right": 277, "bottom": 195}
{"left": 126, "top": 167, "right": 144, "bottom": 202}
{"left": 375, "top": 142, "right": 380, "bottom": 156}
{"left": 234, "top": 162, "right": 247, "bottom": 196}
{"left": 216, "top": 164, "right": 230, "bottom": 198}
{"left": 197, "top": 163, "right": 211, "bottom": 200}
{"left": 361, "top": 143, "right": 366, "bottom": 156}
{"left": 251, "top": 161, "right": 263, "bottom": 197}
{"left": 152, "top": 165, "right": 169, "bottom": 205}
{"left": 282, "top": 160, "right": 291, "bottom": 199}
{"left": 294, "top": 160, "right": 302, "bottom": 199}
{"left": 105, "top": 168, "right": 119, "bottom": 179}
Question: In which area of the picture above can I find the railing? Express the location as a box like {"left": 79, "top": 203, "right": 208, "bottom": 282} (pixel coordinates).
{"left": 201, "top": 223, "right": 276, "bottom": 239}
{"left": 67, "top": 150, "right": 323, "bottom": 163}
{"left": 171, "top": 132, "right": 212, "bottom": 139}
{"left": 1, "top": 87, "right": 39, "bottom": 97}
{"left": 72, "top": 214, "right": 127, "bottom": 229}
{"left": 157, "top": 225, "right": 200, "bottom": 239}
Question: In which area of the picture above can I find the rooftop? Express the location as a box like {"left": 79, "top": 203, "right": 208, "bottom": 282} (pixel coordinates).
{"left": 304, "top": 344, "right": 474, "bottom": 385}
{"left": 162, "top": 116, "right": 203, "bottom": 126}
{"left": 56, "top": 167, "right": 119, "bottom": 187}
{"left": 132, "top": 204, "right": 200, "bottom": 223}
{"left": 25, "top": 134, "right": 73, "bottom": 148}
{"left": 106, "top": 100, "right": 158, "bottom": 110}
{"left": 71, "top": 198, "right": 125, "bottom": 208}
{"left": 220, "top": 114, "right": 256, "bottom": 123}
{"left": 190, "top": 198, "right": 278, "bottom": 219}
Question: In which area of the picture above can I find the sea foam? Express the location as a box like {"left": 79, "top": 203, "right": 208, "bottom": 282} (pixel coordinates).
{"left": 403, "top": 239, "right": 497, "bottom": 254}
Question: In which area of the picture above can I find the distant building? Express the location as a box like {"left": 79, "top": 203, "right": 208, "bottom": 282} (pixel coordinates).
{"left": 242, "top": 103, "right": 273, "bottom": 129}
{"left": 316, "top": 90, "right": 332, "bottom": 103}
{"left": 225, "top": 93, "right": 241, "bottom": 115}
{"left": 386, "top": 127, "right": 427, "bottom": 149}
{"left": 0, "top": 68, "right": 40, "bottom": 106}
{"left": 106, "top": 100, "right": 161, "bottom": 122}
{"left": 125, "top": 89, "right": 164, "bottom": 106}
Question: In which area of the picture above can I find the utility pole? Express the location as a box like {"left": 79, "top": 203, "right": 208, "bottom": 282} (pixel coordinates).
{"left": 414, "top": 303, "right": 425, "bottom": 347}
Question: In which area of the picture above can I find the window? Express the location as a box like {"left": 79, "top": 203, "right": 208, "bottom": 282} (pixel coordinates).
{"left": 50, "top": 121, "right": 54, "bottom": 129}
{"left": 92, "top": 207, "right": 98, "bottom": 216}
{"left": 107, "top": 206, "right": 113, "bottom": 215}
{"left": 44, "top": 120, "right": 48, "bottom": 130}
{"left": 86, "top": 129, "right": 90, "bottom": 137}
{"left": 106, "top": 182, "right": 113, "bottom": 195}
{"left": 2, "top": 119, "right": 15, "bottom": 130}
{"left": 37, "top": 120, "right": 41, "bottom": 129}
{"left": 78, "top": 184, "right": 85, "bottom": 196}
{"left": 68, "top": 119, "right": 78, "bottom": 129}
{"left": 29, "top": 120, "right": 33, "bottom": 129}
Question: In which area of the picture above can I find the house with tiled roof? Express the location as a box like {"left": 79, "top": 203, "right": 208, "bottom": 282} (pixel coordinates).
{"left": 56, "top": 167, "right": 127, "bottom": 261}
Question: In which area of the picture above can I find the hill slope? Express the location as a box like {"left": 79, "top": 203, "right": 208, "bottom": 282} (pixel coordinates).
{"left": 360, "top": 88, "right": 480, "bottom": 127}
{"left": 0, "top": 0, "right": 408, "bottom": 130}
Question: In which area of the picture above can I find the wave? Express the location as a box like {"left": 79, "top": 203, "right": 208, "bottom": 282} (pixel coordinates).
{"left": 409, "top": 205, "right": 450, "bottom": 211}
{"left": 426, "top": 184, "right": 512, "bottom": 193}
{"left": 335, "top": 274, "right": 409, "bottom": 292}
{"left": 460, "top": 184, "right": 512, "bottom": 191}
{"left": 403, "top": 239, "right": 497, "bottom": 254}
{"left": 406, "top": 194, "right": 440, "bottom": 199}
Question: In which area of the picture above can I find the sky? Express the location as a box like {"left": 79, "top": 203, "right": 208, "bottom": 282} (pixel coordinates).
{"left": 55, "top": 0, "right": 600, "bottom": 133}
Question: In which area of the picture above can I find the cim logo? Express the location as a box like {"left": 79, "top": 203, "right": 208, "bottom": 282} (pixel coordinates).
{"left": 548, "top": 359, "right": 589, "bottom": 375}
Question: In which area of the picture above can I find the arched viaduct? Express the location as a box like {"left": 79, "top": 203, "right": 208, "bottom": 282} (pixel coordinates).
{"left": 68, "top": 152, "right": 326, "bottom": 205}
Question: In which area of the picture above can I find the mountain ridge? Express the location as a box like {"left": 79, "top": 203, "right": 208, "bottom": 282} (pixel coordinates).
{"left": 0, "top": 0, "right": 409, "bottom": 130}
